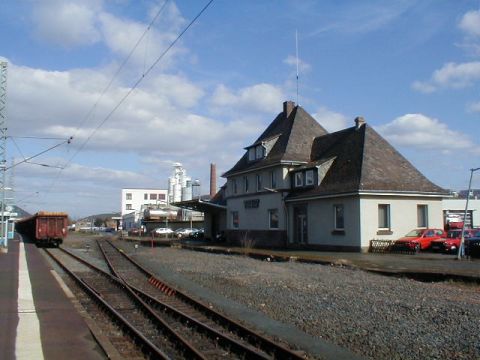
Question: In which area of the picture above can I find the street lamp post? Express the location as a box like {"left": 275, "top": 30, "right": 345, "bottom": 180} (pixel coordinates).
{"left": 457, "top": 167, "right": 480, "bottom": 260}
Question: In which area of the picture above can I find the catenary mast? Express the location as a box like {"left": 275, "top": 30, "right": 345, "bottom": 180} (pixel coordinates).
{"left": 0, "top": 61, "right": 8, "bottom": 250}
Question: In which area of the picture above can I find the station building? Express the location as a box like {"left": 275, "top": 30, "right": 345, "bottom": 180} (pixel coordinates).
{"left": 221, "top": 101, "right": 449, "bottom": 252}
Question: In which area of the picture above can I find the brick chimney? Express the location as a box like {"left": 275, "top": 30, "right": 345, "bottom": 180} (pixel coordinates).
{"left": 283, "top": 101, "right": 295, "bottom": 118}
{"left": 355, "top": 116, "right": 366, "bottom": 129}
{"left": 210, "top": 163, "right": 217, "bottom": 198}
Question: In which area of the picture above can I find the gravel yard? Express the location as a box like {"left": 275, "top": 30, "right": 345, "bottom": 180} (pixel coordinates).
{"left": 125, "top": 244, "right": 479, "bottom": 360}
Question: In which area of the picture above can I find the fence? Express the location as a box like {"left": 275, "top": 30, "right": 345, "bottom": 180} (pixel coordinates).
{"left": 369, "top": 239, "right": 416, "bottom": 255}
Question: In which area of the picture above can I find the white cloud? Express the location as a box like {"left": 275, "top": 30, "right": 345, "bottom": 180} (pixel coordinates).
{"left": 312, "top": 107, "right": 348, "bottom": 132}
{"left": 210, "top": 83, "right": 285, "bottom": 114}
{"left": 283, "top": 55, "right": 311, "bottom": 73}
{"left": 376, "top": 113, "right": 478, "bottom": 154}
{"left": 98, "top": 7, "right": 186, "bottom": 69}
{"left": 6, "top": 58, "right": 268, "bottom": 216}
{"left": 29, "top": 0, "right": 186, "bottom": 69}
{"left": 309, "top": 2, "right": 413, "bottom": 37}
{"left": 412, "top": 61, "right": 480, "bottom": 93}
{"left": 31, "top": 0, "right": 102, "bottom": 47}
{"left": 467, "top": 100, "right": 480, "bottom": 113}
{"left": 459, "top": 10, "right": 480, "bottom": 37}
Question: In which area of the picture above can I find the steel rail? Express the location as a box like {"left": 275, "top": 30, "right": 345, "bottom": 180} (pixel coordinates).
{"left": 57, "top": 247, "right": 206, "bottom": 359}
{"left": 98, "top": 241, "right": 272, "bottom": 360}
{"left": 44, "top": 248, "right": 170, "bottom": 360}
{"left": 106, "top": 239, "right": 305, "bottom": 360}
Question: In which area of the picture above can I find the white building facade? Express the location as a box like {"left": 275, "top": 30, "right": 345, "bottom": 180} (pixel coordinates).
{"left": 222, "top": 101, "right": 448, "bottom": 252}
{"left": 121, "top": 188, "right": 168, "bottom": 229}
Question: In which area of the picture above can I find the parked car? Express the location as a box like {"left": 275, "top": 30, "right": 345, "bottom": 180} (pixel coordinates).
{"left": 152, "top": 227, "right": 173, "bottom": 236}
{"left": 187, "top": 229, "right": 205, "bottom": 240}
{"left": 393, "top": 228, "right": 446, "bottom": 252}
{"left": 128, "top": 228, "right": 144, "bottom": 236}
{"left": 175, "top": 228, "right": 197, "bottom": 238}
{"left": 465, "top": 229, "right": 480, "bottom": 257}
{"left": 431, "top": 229, "right": 476, "bottom": 253}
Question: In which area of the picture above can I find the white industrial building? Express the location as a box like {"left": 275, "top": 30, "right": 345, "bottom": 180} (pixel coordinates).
{"left": 168, "top": 163, "right": 200, "bottom": 203}
{"left": 121, "top": 164, "right": 202, "bottom": 230}
{"left": 121, "top": 188, "right": 168, "bottom": 229}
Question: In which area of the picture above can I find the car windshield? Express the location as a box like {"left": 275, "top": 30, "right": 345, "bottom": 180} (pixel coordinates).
{"left": 405, "top": 230, "right": 423, "bottom": 237}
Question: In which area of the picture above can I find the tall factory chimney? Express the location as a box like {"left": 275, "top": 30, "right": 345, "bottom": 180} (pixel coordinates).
{"left": 210, "top": 163, "right": 217, "bottom": 198}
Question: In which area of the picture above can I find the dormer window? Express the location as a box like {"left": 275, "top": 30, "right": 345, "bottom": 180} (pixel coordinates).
{"left": 255, "top": 145, "right": 264, "bottom": 159}
{"left": 248, "top": 148, "right": 255, "bottom": 161}
{"left": 247, "top": 144, "right": 266, "bottom": 162}
{"left": 305, "top": 170, "right": 314, "bottom": 186}
{"left": 293, "top": 168, "right": 317, "bottom": 188}
{"left": 295, "top": 172, "right": 303, "bottom": 187}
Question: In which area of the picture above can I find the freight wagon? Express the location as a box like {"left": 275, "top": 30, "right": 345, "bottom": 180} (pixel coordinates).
{"left": 15, "top": 211, "right": 68, "bottom": 247}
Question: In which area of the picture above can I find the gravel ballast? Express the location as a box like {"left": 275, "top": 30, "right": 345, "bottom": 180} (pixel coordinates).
{"left": 121, "top": 243, "right": 480, "bottom": 360}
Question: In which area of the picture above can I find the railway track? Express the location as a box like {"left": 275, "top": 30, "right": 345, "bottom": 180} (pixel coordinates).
{"left": 45, "top": 241, "right": 306, "bottom": 359}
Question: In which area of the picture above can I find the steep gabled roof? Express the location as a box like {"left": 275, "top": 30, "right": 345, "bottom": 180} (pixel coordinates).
{"left": 223, "top": 102, "right": 328, "bottom": 177}
{"left": 288, "top": 123, "right": 448, "bottom": 199}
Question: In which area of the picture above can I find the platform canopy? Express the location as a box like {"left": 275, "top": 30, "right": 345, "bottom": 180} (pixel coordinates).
{"left": 173, "top": 198, "right": 226, "bottom": 213}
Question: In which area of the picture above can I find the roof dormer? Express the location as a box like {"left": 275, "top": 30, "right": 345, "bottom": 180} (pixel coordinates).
{"left": 245, "top": 134, "right": 281, "bottom": 163}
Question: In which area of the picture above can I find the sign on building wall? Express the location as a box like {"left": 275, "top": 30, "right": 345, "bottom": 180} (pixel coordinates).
{"left": 244, "top": 199, "right": 260, "bottom": 209}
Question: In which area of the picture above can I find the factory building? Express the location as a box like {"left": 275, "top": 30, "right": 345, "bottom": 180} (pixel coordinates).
{"left": 120, "top": 188, "right": 168, "bottom": 229}
{"left": 121, "top": 163, "right": 203, "bottom": 231}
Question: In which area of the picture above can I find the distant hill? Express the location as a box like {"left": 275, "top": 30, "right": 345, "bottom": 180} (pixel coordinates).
{"left": 77, "top": 213, "right": 121, "bottom": 222}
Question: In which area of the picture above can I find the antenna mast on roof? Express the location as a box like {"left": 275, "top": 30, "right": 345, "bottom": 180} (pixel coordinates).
{"left": 296, "top": 29, "right": 299, "bottom": 105}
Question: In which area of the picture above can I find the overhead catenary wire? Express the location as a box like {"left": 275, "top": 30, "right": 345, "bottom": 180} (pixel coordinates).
{"left": 9, "top": 136, "right": 69, "bottom": 140}
{"left": 6, "top": 137, "right": 72, "bottom": 171}
{"left": 73, "top": 0, "right": 214, "bottom": 158}
{"left": 39, "top": 0, "right": 213, "bottom": 202}
{"left": 44, "top": 0, "right": 214, "bottom": 198}
{"left": 70, "top": 0, "right": 171, "bottom": 140}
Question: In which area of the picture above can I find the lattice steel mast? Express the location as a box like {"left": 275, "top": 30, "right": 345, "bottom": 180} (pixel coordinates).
{"left": 0, "top": 61, "right": 8, "bottom": 250}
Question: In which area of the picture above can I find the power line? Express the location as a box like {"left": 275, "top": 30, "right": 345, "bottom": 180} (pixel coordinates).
{"left": 76, "top": 0, "right": 214, "bottom": 157}
{"left": 9, "top": 135, "right": 68, "bottom": 140}
{"left": 70, "top": 0, "right": 171, "bottom": 140}
{"left": 6, "top": 137, "right": 72, "bottom": 171}
{"left": 43, "top": 0, "right": 213, "bottom": 200}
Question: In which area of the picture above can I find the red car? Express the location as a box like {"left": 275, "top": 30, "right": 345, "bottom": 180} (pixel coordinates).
{"left": 393, "top": 228, "right": 446, "bottom": 252}
{"left": 431, "top": 229, "right": 476, "bottom": 253}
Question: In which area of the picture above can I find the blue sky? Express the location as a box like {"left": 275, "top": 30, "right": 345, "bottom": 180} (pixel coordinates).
{"left": 1, "top": 0, "right": 479, "bottom": 218}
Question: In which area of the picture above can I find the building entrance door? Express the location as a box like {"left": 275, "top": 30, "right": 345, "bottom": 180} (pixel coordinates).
{"left": 293, "top": 205, "right": 308, "bottom": 244}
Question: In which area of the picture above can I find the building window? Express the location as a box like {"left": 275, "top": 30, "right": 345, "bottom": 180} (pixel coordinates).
{"left": 248, "top": 148, "right": 255, "bottom": 161}
{"left": 150, "top": 193, "right": 157, "bottom": 200}
{"left": 244, "top": 176, "right": 249, "bottom": 193}
{"left": 270, "top": 170, "right": 277, "bottom": 189}
{"left": 233, "top": 179, "right": 238, "bottom": 194}
{"left": 231, "top": 211, "right": 239, "bottom": 228}
{"left": 126, "top": 193, "right": 132, "bottom": 200}
{"left": 269, "top": 209, "right": 279, "bottom": 229}
{"left": 417, "top": 205, "right": 428, "bottom": 227}
{"left": 126, "top": 204, "right": 132, "bottom": 210}
{"left": 255, "top": 145, "right": 264, "bottom": 159}
{"left": 378, "top": 204, "right": 390, "bottom": 229}
{"left": 256, "top": 174, "right": 262, "bottom": 191}
{"left": 305, "top": 170, "right": 314, "bottom": 186}
{"left": 144, "top": 193, "right": 148, "bottom": 200}
{"left": 334, "top": 204, "right": 344, "bottom": 230}
{"left": 158, "top": 194, "right": 165, "bottom": 200}
{"left": 295, "top": 172, "right": 303, "bottom": 187}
